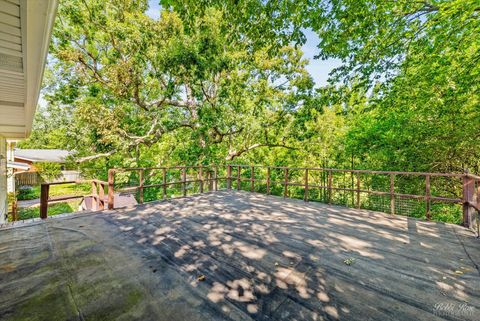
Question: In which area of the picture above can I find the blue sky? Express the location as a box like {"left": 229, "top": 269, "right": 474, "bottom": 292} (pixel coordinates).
{"left": 146, "top": 1, "right": 341, "bottom": 88}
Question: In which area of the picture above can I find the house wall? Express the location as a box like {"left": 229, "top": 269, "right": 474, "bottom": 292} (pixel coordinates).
{"left": 13, "top": 158, "right": 36, "bottom": 172}
{"left": 0, "top": 136, "right": 7, "bottom": 223}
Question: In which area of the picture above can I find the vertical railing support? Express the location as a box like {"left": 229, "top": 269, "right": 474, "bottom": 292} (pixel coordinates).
{"left": 237, "top": 166, "right": 241, "bottom": 190}
{"left": 463, "top": 172, "right": 475, "bottom": 228}
{"left": 304, "top": 169, "right": 309, "bottom": 202}
{"left": 356, "top": 172, "right": 360, "bottom": 209}
{"left": 250, "top": 166, "right": 254, "bottom": 192}
{"left": 40, "top": 183, "right": 49, "bottom": 219}
{"left": 98, "top": 182, "right": 105, "bottom": 210}
{"left": 199, "top": 166, "right": 204, "bottom": 193}
{"left": 266, "top": 167, "right": 271, "bottom": 195}
{"left": 284, "top": 168, "right": 289, "bottom": 198}
{"left": 214, "top": 166, "right": 218, "bottom": 191}
{"left": 108, "top": 169, "right": 115, "bottom": 210}
{"left": 328, "top": 170, "right": 332, "bottom": 205}
{"left": 182, "top": 167, "right": 187, "bottom": 197}
{"left": 12, "top": 199, "right": 17, "bottom": 221}
{"left": 91, "top": 181, "right": 98, "bottom": 210}
{"left": 425, "top": 175, "right": 431, "bottom": 220}
{"left": 162, "top": 168, "right": 167, "bottom": 199}
{"left": 390, "top": 174, "right": 395, "bottom": 215}
{"left": 138, "top": 169, "right": 144, "bottom": 204}
{"left": 227, "top": 165, "right": 232, "bottom": 190}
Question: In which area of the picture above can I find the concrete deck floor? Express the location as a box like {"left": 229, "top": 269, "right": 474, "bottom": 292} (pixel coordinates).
{"left": 0, "top": 190, "right": 479, "bottom": 321}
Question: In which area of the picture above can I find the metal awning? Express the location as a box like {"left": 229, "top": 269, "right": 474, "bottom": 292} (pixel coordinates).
{"left": 0, "top": 0, "right": 58, "bottom": 138}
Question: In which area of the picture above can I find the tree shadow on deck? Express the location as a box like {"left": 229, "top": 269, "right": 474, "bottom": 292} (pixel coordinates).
{"left": 97, "top": 190, "right": 480, "bottom": 321}
{"left": 1, "top": 190, "right": 478, "bottom": 321}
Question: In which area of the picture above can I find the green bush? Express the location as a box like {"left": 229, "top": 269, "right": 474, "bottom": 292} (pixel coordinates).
{"left": 35, "top": 162, "right": 62, "bottom": 182}
{"left": 17, "top": 186, "right": 40, "bottom": 200}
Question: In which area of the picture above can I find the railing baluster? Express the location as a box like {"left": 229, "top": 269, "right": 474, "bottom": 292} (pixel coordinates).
{"left": 108, "top": 169, "right": 115, "bottom": 210}
{"left": 40, "top": 183, "right": 50, "bottom": 219}
{"left": 98, "top": 182, "right": 105, "bottom": 210}
{"left": 463, "top": 173, "right": 475, "bottom": 227}
{"left": 390, "top": 174, "right": 395, "bottom": 215}
{"left": 182, "top": 167, "right": 187, "bottom": 197}
{"left": 284, "top": 168, "right": 289, "bottom": 198}
{"left": 139, "top": 169, "right": 144, "bottom": 204}
{"left": 304, "top": 169, "right": 309, "bottom": 202}
{"left": 251, "top": 166, "right": 254, "bottom": 192}
{"left": 199, "top": 166, "right": 204, "bottom": 193}
{"left": 328, "top": 170, "right": 332, "bottom": 205}
{"left": 266, "top": 167, "right": 271, "bottom": 195}
{"left": 237, "top": 166, "right": 241, "bottom": 190}
{"left": 227, "top": 165, "right": 231, "bottom": 190}
{"left": 356, "top": 172, "right": 360, "bottom": 209}
{"left": 162, "top": 168, "right": 167, "bottom": 199}
{"left": 91, "top": 180, "right": 98, "bottom": 210}
{"left": 214, "top": 166, "right": 218, "bottom": 191}
{"left": 425, "top": 175, "right": 431, "bottom": 220}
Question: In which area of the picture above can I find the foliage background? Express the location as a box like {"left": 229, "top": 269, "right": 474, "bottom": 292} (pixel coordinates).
{"left": 17, "top": 0, "right": 479, "bottom": 223}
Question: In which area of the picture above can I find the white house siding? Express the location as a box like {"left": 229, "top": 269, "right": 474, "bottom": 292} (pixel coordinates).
{"left": 0, "top": 136, "right": 7, "bottom": 223}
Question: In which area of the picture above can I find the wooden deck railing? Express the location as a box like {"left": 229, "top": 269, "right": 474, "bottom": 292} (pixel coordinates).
{"left": 38, "top": 165, "right": 480, "bottom": 235}
{"left": 106, "top": 166, "right": 223, "bottom": 210}
{"left": 39, "top": 179, "right": 108, "bottom": 219}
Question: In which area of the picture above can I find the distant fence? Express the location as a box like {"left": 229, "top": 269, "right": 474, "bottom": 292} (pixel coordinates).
{"left": 15, "top": 172, "right": 41, "bottom": 186}
{"left": 16, "top": 170, "right": 82, "bottom": 186}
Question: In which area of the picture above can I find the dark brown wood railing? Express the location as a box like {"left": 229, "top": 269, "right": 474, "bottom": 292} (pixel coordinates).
{"left": 37, "top": 165, "right": 480, "bottom": 235}
{"left": 39, "top": 179, "right": 108, "bottom": 219}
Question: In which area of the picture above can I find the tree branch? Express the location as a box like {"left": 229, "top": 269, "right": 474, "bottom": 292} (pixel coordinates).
{"left": 226, "top": 143, "right": 297, "bottom": 160}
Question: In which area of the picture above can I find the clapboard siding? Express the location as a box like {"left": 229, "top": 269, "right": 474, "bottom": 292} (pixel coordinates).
{"left": 0, "top": 0, "right": 20, "bottom": 17}
{"left": 0, "top": 22, "right": 20, "bottom": 36}
{"left": 0, "top": 12, "right": 20, "bottom": 27}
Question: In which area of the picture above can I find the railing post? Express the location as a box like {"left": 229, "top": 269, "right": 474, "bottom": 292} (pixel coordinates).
{"left": 266, "top": 167, "right": 271, "bottom": 195}
{"left": 107, "top": 169, "right": 115, "bottom": 210}
{"left": 138, "top": 169, "right": 144, "bottom": 204}
{"left": 463, "top": 172, "right": 475, "bottom": 228}
{"left": 284, "top": 168, "right": 289, "bottom": 198}
{"left": 182, "top": 167, "right": 187, "bottom": 197}
{"left": 237, "top": 166, "right": 241, "bottom": 190}
{"left": 162, "top": 168, "right": 167, "bottom": 199}
{"left": 40, "top": 183, "right": 49, "bottom": 219}
{"left": 390, "top": 174, "right": 395, "bottom": 215}
{"left": 214, "top": 166, "right": 218, "bottom": 191}
{"left": 199, "top": 166, "right": 204, "bottom": 193}
{"left": 98, "top": 182, "right": 105, "bottom": 210}
{"left": 328, "top": 170, "right": 332, "bottom": 205}
{"left": 356, "top": 172, "right": 360, "bottom": 209}
{"left": 227, "top": 165, "right": 231, "bottom": 190}
{"left": 425, "top": 175, "right": 431, "bottom": 220}
{"left": 304, "top": 169, "right": 309, "bottom": 202}
{"left": 12, "top": 199, "right": 17, "bottom": 221}
{"left": 91, "top": 181, "right": 98, "bottom": 210}
{"left": 250, "top": 166, "right": 254, "bottom": 192}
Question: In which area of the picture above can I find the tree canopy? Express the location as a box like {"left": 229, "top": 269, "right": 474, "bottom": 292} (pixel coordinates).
{"left": 20, "top": 0, "right": 480, "bottom": 174}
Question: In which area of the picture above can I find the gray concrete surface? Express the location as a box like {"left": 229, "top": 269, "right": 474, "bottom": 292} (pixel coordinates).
{"left": 1, "top": 190, "right": 479, "bottom": 320}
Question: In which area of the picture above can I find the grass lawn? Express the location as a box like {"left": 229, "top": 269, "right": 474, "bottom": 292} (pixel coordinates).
{"left": 17, "top": 183, "right": 92, "bottom": 200}
{"left": 16, "top": 201, "right": 80, "bottom": 220}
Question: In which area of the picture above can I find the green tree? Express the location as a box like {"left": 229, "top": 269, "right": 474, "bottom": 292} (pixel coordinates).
{"left": 47, "top": 0, "right": 313, "bottom": 168}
